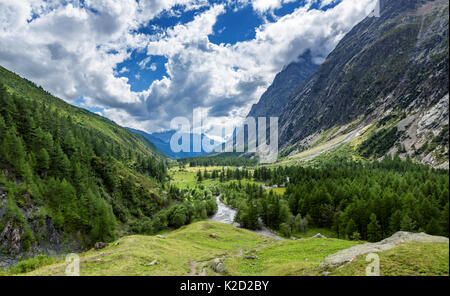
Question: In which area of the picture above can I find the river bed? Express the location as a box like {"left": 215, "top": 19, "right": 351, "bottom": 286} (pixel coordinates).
{"left": 209, "top": 196, "right": 283, "bottom": 240}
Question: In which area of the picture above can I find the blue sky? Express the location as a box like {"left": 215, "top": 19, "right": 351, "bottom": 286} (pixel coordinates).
{"left": 0, "top": 0, "right": 376, "bottom": 134}
{"left": 116, "top": 0, "right": 341, "bottom": 93}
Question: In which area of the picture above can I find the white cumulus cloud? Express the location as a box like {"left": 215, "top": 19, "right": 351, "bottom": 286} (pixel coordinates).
{"left": 0, "top": 0, "right": 376, "bottom": 135}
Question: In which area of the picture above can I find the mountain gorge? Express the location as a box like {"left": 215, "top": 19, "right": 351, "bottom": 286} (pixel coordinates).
{"left": 249, "top": 0, "right": 449, "bottom": 167}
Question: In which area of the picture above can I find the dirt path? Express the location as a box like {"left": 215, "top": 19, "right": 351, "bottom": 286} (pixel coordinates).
{"left": 187, "top": 261, "right": 206, "bottom": 276}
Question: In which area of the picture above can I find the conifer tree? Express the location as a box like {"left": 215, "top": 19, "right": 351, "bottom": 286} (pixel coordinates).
{"left": 367, "top": 213, "right": 382, "bottom": 242}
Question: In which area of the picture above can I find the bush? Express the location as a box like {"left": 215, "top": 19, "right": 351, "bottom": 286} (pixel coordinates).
{"left": 8, "top": 255, "right": 56, "bottom": 274}
{"left": 279, "top": 223, "right": 292, "bottom": 237}
{"left": 129, "top": 217, "right": 153, "bottom": 234}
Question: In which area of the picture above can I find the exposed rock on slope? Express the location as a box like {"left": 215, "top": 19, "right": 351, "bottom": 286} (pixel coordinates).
{"left": 275, "top": 0, "right": 448, "bottom": 166}
{"left": 320, "top": 231, "right": 449, "bottom": 269}
{"left": 390, "top": 94, "right": 448, "bottom": 168}
{"left": 247, "top": 50, "right": 319, "bottom": 118}
{"left": 0, "top": 190, "right": 81, "bottom": 270}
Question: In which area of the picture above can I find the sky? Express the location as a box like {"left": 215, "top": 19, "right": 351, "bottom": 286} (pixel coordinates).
{"left": 0, "top": 0, "right": 376, "bottom": 138}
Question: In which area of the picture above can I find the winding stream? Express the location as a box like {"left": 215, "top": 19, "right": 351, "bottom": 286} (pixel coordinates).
{"left": 209, "top": 196, "right": 283, "bottom": 239}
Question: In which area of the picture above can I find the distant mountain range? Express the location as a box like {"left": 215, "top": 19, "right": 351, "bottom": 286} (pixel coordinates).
{"left": 127, "top": 128, "right": 222, "bottom": 159}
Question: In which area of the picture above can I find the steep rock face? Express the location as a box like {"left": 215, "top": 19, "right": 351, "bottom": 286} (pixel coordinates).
{"left": 278, "top": 0, "right": 448, "bottom": 164}
{"left": 247, "top": 50, "right": 319, "bottom": 118}
{"left": 0, "top": 190, "right": 81, "bottom": 269}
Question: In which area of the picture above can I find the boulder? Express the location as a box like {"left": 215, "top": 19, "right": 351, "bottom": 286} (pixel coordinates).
{"left": 313, "top": 233, "right": 326, "bottom": 238}
{"left": 244, "top": 255, "right": 258, "bottom": 260}
{"left": 380, "top": 231, "right": 449, "bottom": 244}
{"left": 94, "top": 242, "right": 108, "bottom": 250}
{"left": 147, "top": 260, "right": 158, "bottom": 266}
{"left": 156, "top": 235, "right": 166, "bottom": 239}
{"left": 210, "top": 258, "right": 227, "bottom": 273}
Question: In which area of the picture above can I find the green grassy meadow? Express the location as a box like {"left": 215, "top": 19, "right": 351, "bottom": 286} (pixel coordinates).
{"left": 17, "top": 221, "right": 359, "bottom": 276}
{"left": 9, "top": 221, "right": 447, "bottom": 276}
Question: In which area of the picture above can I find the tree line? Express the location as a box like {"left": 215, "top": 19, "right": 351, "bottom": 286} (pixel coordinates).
{"left": 218, "top": 155, "right": 449, "bottom": 241}
{"left": 195, "top": 167, "right": 251, "bottom": 182}
{"left": 178, "top": 154, "right": 257, "bottom": 167}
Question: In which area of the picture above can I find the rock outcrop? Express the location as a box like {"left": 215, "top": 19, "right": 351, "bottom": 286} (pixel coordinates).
{"left": 94, "top": 242, "right": 108, "bottom": 250}
{"left": 0, "top": 189, "right": 81, "bottom": 270}
{"left": 0, "top": 221, "right": 22, "bottom": 255}
{"left": 320, "top": 231, "right": 449, "bottom": 269}
{"left": 210, "top": 258, "right": 227, "bottom": 273}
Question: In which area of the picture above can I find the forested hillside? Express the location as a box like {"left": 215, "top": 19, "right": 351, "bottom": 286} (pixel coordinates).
{"left": 0, "top": 65, "right": 217, "bottom": 265}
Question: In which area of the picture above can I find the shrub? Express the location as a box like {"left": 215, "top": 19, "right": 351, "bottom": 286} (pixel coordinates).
{"left": 8, "top": 255, "right": 56, "bottom": 274}
{"left": 279, "top": 223, "right": 292, "bottom": 237}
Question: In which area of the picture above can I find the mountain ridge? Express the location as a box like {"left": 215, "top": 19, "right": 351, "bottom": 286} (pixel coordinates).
{"left": 250, "top": 0, "right": 448, "bottom": 167}
{"left": 247, "top": 49, "right": 319, "bottom": 118}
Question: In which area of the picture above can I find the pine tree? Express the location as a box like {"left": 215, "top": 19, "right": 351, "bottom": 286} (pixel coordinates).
{"left": 203, "top": 168, "right": 209, "bottom": 179}
{"left": 0, "top": 114, "right": 6, "bottom": 155}
{"left": 367, "top": 213, "right": 382, "bottom": 242}
{"left": 279, "top": 222, "right": 291, "bottom": 237}
{"left": 425, "top": 218, "right": 441, "bottom": 235}
{"left": 388, "top": 210, "right": 402, "bottom": 235}
{"left": 36, "top": 148, "right": 50, "bottom": 175}
{"left": 441, "top": 203, "right": 449, "bottom": 236}
{"left": 345, "top": 219, "right": 358, "bottom": 240}
{"left": 197, "top": 170, "right": 203, "bottom": 182}
{"left": 90, "top": 198, "right": 116, "bottom": 242}
{"left": 50, "top": 144, "right": 70, "bottom": 178}
{"left": 400, "top": 214, "right": 416, "bottom": 232}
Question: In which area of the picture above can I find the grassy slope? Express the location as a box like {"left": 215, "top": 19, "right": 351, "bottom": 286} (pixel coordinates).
{"left": 22, "top": 221, "right": 358, "bottom": 276}
{"left": 18, "top": 221, "right": 448, "bottom": 276}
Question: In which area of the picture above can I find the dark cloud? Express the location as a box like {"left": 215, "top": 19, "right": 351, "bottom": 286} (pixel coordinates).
{"left": 47, "top": 43, "right": 69, "bottom": 60}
